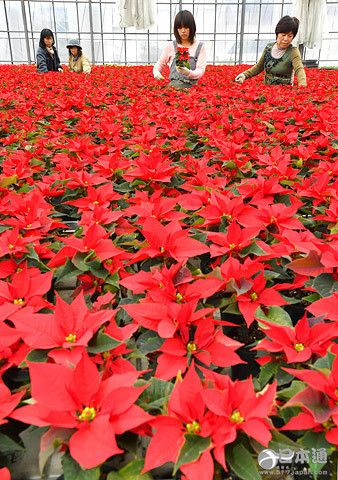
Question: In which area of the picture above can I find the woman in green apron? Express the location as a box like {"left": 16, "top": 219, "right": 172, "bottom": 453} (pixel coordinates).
{"left": 235, "top": 16, "right": 307, "bottom": 87}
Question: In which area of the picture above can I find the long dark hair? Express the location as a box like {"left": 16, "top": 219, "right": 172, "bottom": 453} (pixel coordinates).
{"left": 174, "top": 10, "right": 196, "bottom": 44}
{"left": 39, "top": 28, "right": 55, "bottom": 48}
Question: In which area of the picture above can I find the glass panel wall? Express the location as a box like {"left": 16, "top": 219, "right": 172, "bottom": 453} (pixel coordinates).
{"left": 0, "top": 0, "right": 337, "bottom": 66}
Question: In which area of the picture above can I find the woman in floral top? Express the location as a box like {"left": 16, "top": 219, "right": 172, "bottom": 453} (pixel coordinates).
{"left": 235, "top": 16, "right": 307, "bottom": 86}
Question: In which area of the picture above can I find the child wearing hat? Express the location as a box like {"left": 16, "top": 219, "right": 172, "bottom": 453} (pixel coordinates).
{"left": 67, "top": 39, "right": 91, "bottom": 74}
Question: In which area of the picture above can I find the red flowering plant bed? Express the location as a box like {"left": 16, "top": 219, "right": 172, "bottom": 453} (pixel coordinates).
{"left": 0, "top": 64, "right": 338, "bottom": 480}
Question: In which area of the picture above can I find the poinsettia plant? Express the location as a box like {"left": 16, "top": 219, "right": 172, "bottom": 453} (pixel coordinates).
{"left": 175, "top": 47, "right": 190, "bottom": 69}
{"left": 0, "top": 63, "right": 337, "bottom": 480}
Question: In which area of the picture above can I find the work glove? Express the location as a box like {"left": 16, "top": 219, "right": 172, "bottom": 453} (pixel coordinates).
{"left": 235, "top": 73, "right": 246, "bottom": 84}
{"left": 176, "top": 66, "right": 190, "bottom": 77}
{"left": 153, "top": 70, "right": 164, "bottom": 80}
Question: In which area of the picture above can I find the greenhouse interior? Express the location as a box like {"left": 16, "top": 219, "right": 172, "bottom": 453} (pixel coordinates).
{"left": 0, "top": 1, "right": 338, "bottom": 480}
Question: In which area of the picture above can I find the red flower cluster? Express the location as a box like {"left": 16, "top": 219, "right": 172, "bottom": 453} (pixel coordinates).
{"left": 176, "top": 47, "right": 190, "bottom": 68}
{"left": 0, "top": 64, "right": 337, "bottom": 478}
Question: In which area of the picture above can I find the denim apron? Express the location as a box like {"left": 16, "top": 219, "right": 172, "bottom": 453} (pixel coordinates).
{"left": 169, "top": 41, "right": 203, "bottom": 89}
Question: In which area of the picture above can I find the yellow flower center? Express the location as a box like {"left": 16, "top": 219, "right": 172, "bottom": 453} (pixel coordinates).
{"left": 250, "top": 292, "right": 258, "bottom": 301}
{"left": 270, "top": 216, "right": 277, "bottom": 224}
{"left": 229, "top": 243, "right": 236, "bottom": 250}
{"left": 186, "top": 420, "right": 201, "bottom": 434}
{"left": 65, "top": 333, "right": 77, "bottom": 343}
{"left": 294, "top": 343, "right": 305, "bottom": 352}
{"left": 176, "top": 293, "right": 184, "bottom": 303}
{"left": 322, "top": 418, "right": 334, "bottom": 430}
{"left": 92, "top": 200, "right": 99, "bottom": 205}
{"left": 160, "top": 246, "right": 165, "bottom": 253}
{"left": 8, "top": 243, "right": 15, "bottom": 250}
{"left": 26, "top": 224, "right": 32, "bottom": 228}
{"left": 187, "top": 342, "right": 198, "bottom": 353}
{"left": 78, "top": 406, "right": 96, "bottom": 422}
{"left": 13, "top": 298, "right": 24, "bottom": 305}
{"left": 230, "top": 410, "right": 244, "bottom": 424}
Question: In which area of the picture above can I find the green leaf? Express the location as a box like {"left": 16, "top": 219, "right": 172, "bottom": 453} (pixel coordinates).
{"left": 256, "top": 306, "right": 292, "bottom": 327}
{"left": 72, "top": 251, "right": 95, "bottom": 271}
{"left": 300, "top": 431, "right": 331, "bottom": 479}
{"left": 108, "top": 459, "right": 152, "bottom": 480}
{"left": 174, "top": 434, "right": 211, "bottom": 474}
{"left": 136, "top": 331, "right": 164, "bottom": 354}
{"left": 107, "top": 473, "right": 123, "bottom": 480}
{"left": 277, "top": 368, "right": 294, "bottom": 386}
{"left": 257, "top": 362, "right": 279, "bottom": 388}
{"left": 137, "top": 378, "right": 173, "bottom": 412}
{"left": 24, "top": 247, "right": 51, "bottom": 272}
{"left": 104, "top": 271, "right": 120, "bottom": 289}
{"left": 268, "top": 430, "right": 299, "bottom": 451}
{"left": 62, "top": 453, "right": 100, "bottom": 480}
{"left": 278, "top": 381, "right": 305, "bottom": 400}
{"left": 226, "top": 443, "right": 261, "bottom": 480}
{"left": 240, "top": 242, "right": 268, "bottom": 257}
{"left": 87, "top": 331, "right": 121, "bottom": 354}
{"left": 302, "top": 293, "right": 321, "bottom": 302}
{"left": 224, "top": 302, "right": 241, "bottom": 315}
{"left": 39, "top": 427, "right": 70, "bottom": 475}
{"left": 0, "top": 432, "right": 24, "bottom": 454}
{"left": 262, "top": 120, "right": 275, "bottom": 133}
{"left": 313, "top": 350, "right": 336, "bottom": 370}
{"left": 0, "top": 225, "right": 11, "bottom": 234}
{"left": 0, "top": 175, "right": 18, "bottom": 187}
{"left": 55, "top": 258, "right": 79, "bottom": 282}
{"left": 26, "top": 349, "right": 49, "bottom": 363}
{"left": 114, "top": 181, "right": 133, "bottom": 193}
{"left": 312, "top": 273, "right": 338, "bottom": 297}
{"left": 86, "top": 259, "right": 109, "bottom": 280}
{"left": 279, "top": 405, "right": 302, "bottom": 423}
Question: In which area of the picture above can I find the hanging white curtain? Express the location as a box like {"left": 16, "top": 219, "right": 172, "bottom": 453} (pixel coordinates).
{"left": 118, "top": 0, "right": 155, "bottom": 30}
{"left": 292, "top": 0, "right": 327, "bottom": 49}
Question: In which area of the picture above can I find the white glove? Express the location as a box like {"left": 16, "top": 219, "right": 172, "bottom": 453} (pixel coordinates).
{"left": 153, "top": 70, "right": 164, "bottom": 80}
{"left": 235, "top": 73, "right": 246, "bottom": 84}
{"left": 176, "top": 66, "right": 190, "bottom": 77}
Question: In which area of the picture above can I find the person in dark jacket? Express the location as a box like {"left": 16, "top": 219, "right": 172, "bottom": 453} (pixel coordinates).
{"left": 36, "top": 29, "right": 62, "bottom": 73}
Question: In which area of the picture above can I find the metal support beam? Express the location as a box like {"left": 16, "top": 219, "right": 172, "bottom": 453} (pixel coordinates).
{"left": 3, "top": 0, "right": 14, "bottom": 63}
{"left": 21, "top": 0, "right": 31, "bottom": 63}
{"left": 212, "top": 0, "right": 217, "bottom": 64}
{"left": 88, "top": 0, "right": 95, "bottom": 64}
{"left": 238, "top": 0, "right": 246, "bottom": 64}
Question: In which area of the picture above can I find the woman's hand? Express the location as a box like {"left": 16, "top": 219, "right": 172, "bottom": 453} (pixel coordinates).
{"left": 176, "top": 66, "right": 190, "bottom": 77}
{"left": 153, "top": 70, "right": 164, "bottom": 80}
{"left": 235, "top": 73, "right": 246, "bottom": 84}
